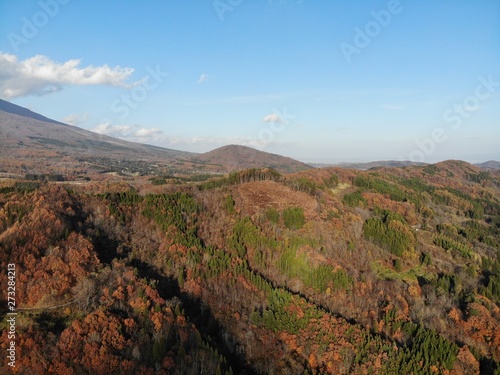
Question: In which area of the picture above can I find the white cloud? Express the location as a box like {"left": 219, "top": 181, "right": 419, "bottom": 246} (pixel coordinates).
{"left": 63, "top": 113, "right": 89, "bottom": 126}
{"left": 92, "top": 122, "right": 132, "bottom": 138}
{"left": 155, "top": 135, "right": 298, "bottom": 154}
{"left": 197, "top": 73, "right": 208, "bottom": 84}
{"left": 0, "top": 53, "right": 135, "bottom": 99}
{"left": 163, "top": 136, "right": 252, "bottom": 152}
{"left": 262, "top": 108, "right": 296, "bottom": 126}
{"left": 262, "top": 113, "right": 284, "bottom": 123}
{"left": 88, "top": 123, "right": 294, "bottom": 153}
{"left": 134, "top": 127, "right": 162, "bottom": 138}
{"left": 91, "top": 121, "right": 164, "bottom": 143}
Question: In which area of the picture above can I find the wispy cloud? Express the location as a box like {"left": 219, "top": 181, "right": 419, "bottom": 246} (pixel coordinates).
{"left": 62, "top": 113, "right": 89, "bottom": 126}
{"left": 0, "top": 53, "right": 136, "bottom": 99}
{"left": 134, "top": 127, "right": 163, "bottom": 138}
{"left": 262, "top": 113, "right": 285, "bottom": 123}
{"left": 262, "top": 107, "right": 296, "bottom": 127}
{"left": 197, "top": 73, "right": 208, "bottom": 84}
{"left": 91, "top": 121, "right": 163, "bottom": 143}
{"left": 179, "top": 93, "right": 284, "bottom": 106}
{"left": 333, "top": 88, "right": 420, "bottom": 100}
{"left": 89, "top": 121, "right": 295, "bottom": 153}
{"left": 383, "top": 104, "right": 406, "bottom": 111}
{"left": 92, "top": 122, "right": 132, "bottom": 138}
{"left": 157, "top": 135, "right": 291, "bottom": 152}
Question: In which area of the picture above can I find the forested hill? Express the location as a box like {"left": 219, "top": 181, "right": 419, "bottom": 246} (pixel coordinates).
{"left": 0, "top": 100, "right": 310, "bottom": 177}
{"left": 191, "top": 144, "right": 311, "bottom": 173}
{"left": 1, "top": 160, "right": 499, "bottom": 374}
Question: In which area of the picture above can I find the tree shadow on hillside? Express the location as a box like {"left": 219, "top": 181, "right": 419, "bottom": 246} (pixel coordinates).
{"left": 88, "top": 228, "right": 130, "bottom": 264}
{"left": 128, "top": 259, "right": 258, "bottom": 375}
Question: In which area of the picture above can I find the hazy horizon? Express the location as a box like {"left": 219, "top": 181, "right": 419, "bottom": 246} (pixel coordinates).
{"left": 1, "top": 1, "right": 499, "bottom": 163}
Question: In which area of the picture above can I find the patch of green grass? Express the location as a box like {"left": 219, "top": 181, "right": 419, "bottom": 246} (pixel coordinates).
{"left": 283, "top": 207, "right": 305, "bottom": 230}
{"left": 330, "top": 182, "right": 351, "bottom": 195}
{"left": 370, "top": 261, "right": 428, "bottom": 284}
{"left": 278, "top": 247, "right": 352, "bottom": 291}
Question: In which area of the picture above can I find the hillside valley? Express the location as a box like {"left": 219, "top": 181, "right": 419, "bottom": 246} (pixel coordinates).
{"left": 0, "top": 99, "right": 310, "bottom": 178}
{"left": 1, "top": 0, "right": 499, "bottom": 373}
{"left": 1, "top": 156, "right": 500, "bottom": 374}
{"left": 1, "top": 100, "right": 500, "bottom": 374}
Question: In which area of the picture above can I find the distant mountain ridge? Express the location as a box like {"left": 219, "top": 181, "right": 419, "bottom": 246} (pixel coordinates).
{"left": 310, "top": 160, "right": 427, "bottom": 170}
{"left": 311, "top": 159, "right": 500, "bottom": 171}
{"left": 3, "top": 154, "right": 499, "bottom": 374}
{"left": 1, "top": 99, "right": 497, "bottom": 177}
{"left": 192, "top": 144, "right": 312, "bottom": 173}
{"left": 0, "top": 99, "right": 65, "bottom": 125}
{"left": 0, "top": 99, "right": 196, "bottom": 175}
{"left": 0, "top": 99, "right": 188, "bottom": 155}
{"left": 475, "top": 160, "right": 500, "bottom": 170}
{"left": 0, "top": 100, "right": 310, "bottom": 176}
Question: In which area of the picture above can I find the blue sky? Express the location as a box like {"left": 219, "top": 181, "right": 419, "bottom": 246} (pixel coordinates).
{"left": 0, "top": 0, "right": 499, "bottom": 163}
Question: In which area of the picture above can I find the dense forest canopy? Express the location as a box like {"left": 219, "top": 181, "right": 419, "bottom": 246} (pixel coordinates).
{"left": 1, "top": 160, "right": 500, "bottom": 374}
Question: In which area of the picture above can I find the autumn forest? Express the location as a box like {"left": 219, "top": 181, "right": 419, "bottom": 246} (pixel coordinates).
{"left": 1, "top": 160, "right": 500, "bottom": 374}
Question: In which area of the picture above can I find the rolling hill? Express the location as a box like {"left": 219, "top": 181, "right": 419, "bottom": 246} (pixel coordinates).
{"left": 476, "top": 160, "right": 500, "bottom": 170}
{"left": 2, "top": 99, "right": 500, "bottom": 373}
{"left": 0, "top": 100, "right": 311, "bottom": 177}
{"left": 1, "top": 159, "right": 499, "bottom": 374}
{"left": 191, "top": 144, "right": 311, "bottom": 173}
{"left": 0, "top": 99, "right": 194, "bottom": 177}
{"left": 0, "top": 98, "right": 66, "bottom": 125}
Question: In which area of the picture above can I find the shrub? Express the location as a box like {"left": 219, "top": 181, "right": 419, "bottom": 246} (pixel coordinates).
{"left": 283, "top": 207, "right": 305, "bottom": 230}
{"left": 353, "top": 175, "right": 406, "bottom": 202}
{"left": 150, "top": 177, "right": 167, "bottom": 185}
{"left": 224, "top": 195, "right": 235, "bottom": 213}
{"left": 343, "top": 190, "right": 366, "bottom": 208}
{"left": 363, "top": 213, "right": 415, "bottom": 257}
{"left": 265, "top": 208, "right": 280, "bottom": 224}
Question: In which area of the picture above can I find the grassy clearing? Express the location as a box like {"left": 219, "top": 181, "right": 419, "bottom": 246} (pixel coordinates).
{"left": 330, "top": 182, "right": 351, "bottom": 195}
{"left": 370, "top": 261, "right": 430, "bottom": 284}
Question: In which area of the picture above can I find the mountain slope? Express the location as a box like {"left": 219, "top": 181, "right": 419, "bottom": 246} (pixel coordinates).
{"left": 0, "top": 99, "right": 65, "bottom": 125}
{"left": 0, "top": 99, "right": 194, "bottom": 176}
{"left": 333, "top": 160, "right": 427, "bottom": 170}
{"left": 0, "top": 100, "right": 311, "bottom": 177}
{"left": 192, "top": 144, "right": 311, "bottom": 173}
{"left": 476, "top": 160, "right": 500, "bottom": 170}
{"left": 1, "top": 160, "right": 499, "bottom": 374}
